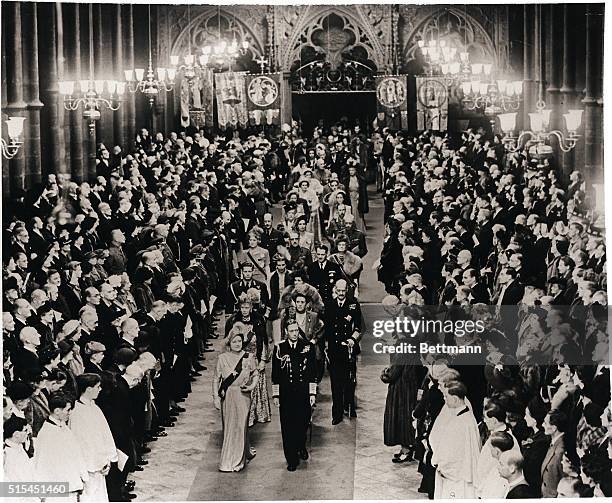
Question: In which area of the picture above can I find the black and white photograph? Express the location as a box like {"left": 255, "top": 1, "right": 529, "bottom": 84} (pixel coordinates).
{"left": 1, "top": 1, "right": 610, "bottom": 501}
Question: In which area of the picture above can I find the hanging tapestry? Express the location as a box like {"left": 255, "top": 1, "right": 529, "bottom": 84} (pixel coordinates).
{"left": 196, "top": 68, "right": 215, "bottom": 127}
{"left": 245, "top": 73, "right": 281, "bottom": 126}
{"left": 214, "top": 71, "right": 248, "bottom": 128}
{"left": 179, "top": 69, "right": 215, "bottom": 128}
{"left": 416, "top": 77, "right": 449, "bottom": 131}
{"left": 375, "top": 75, "right": 408, "bottom": 129}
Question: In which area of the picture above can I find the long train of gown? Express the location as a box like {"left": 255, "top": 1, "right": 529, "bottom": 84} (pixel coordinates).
{"left": 217, "top": 354, "right": 255, "bottom": 472}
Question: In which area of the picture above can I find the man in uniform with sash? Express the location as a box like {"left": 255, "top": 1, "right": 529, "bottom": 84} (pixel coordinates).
{"left": 272, "top": 320, "right": 317, "bottom": 471}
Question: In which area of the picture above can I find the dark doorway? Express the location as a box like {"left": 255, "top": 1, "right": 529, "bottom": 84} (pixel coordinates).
{"left": 292, "top": 92, "right": 377, "bottom": 136}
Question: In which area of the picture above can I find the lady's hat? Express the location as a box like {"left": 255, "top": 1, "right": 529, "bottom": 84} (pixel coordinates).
{"left": 84, "top": 341, "right": 106, "bottom": 356}
{"left": 298, "top": 177, "right": 310, "bottom": 187}
{"left": 61, "top": 319, "right": 81, "bottom": 339}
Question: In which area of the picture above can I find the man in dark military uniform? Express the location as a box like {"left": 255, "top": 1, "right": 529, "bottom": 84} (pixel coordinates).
{"left": 272, "top": 320, "right": 317, "bottom": 472}
{"left": 227, "top": 262, "right": 270, "bottom": 316}
{"left": 323, "top": 279, "right": 362, "bottom": 424}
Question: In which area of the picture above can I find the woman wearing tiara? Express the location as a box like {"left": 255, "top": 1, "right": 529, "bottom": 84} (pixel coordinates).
{"left": 225, "top": 297, "right": 272, "bottom": 426}
{"left": 213, "top": 327, "right": 259, "bottom": 472}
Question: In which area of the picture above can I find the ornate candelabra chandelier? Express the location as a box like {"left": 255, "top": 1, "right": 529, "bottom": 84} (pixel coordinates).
{"left": 170, "top": 5, "right": 209, "bottom": 81}
{"left": 498, "top": 6, "right": 582, "bottom": 157}
{"left": 201, "top": 8, "right": 250, "bottom": 70}
{"left": 499, "top": 101, "right": 583, "bottom": 156}
{"left": 59, "top": 4, "right": 123, "bottom": 134}
{"left": 124, "top": 5, "right": 175, "bottom": 105}
{"left": 461, "top": 64, "right": 523, "bottom": 114}
{"left": 418, "top": 37, "right": 470, "bottom": 83}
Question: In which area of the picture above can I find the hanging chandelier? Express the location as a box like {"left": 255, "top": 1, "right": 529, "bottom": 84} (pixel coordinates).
{"left": 124, "top": 5, "right": 175, "bottom": 105}
{"left": 499, "top": 101, "right": 583, "bottom": 155}
{"left": 498, "top": 5, "right": 582, "bottom": 157}
{"left": 200, "top": 7, "right": 250, "bottom": 70}
{"left": 418, "top": 38, "right": 470, "bottom": 84}
{"left": 59, "top": 4, "right": 123, "bottom": 134}
{"left": 417, "top": 9, "right": 471, "bottom": 84}
{"left": 170, "top": 5, "right": 209, "bottom": 81}
{"left": 1, "top": 116, "right": 25, "bottom": 159}
{"left": 461, "top": 64, "right": 523, "bottom": 114}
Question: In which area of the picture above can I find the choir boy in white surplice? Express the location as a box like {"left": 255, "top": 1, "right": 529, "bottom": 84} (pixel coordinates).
{"left": 475, "top": 401, "right": 521, "bottom": 498}
{"left": 69, "top": 374, "right": 119, "bottom": 502}
{"left": 429, "top": 380, "right": 481, "bottom": 499}
{"left": 34, "top": 393, "right": 89, "bottom": 501}
{"left": 3, "top": 415, "right": 39, "bottom": 496}
{"left": 4, "top": 416, "right": 40, "bottom": 503}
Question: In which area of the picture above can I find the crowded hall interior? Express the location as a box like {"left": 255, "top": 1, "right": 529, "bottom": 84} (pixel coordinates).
{"left": 1, "top": 1, "right": 610, "bottom": 501}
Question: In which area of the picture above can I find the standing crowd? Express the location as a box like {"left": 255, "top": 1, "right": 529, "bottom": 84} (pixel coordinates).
{"left": 2, "top": 121, "right": 373, "bottom": 497}
{"left": 2, "top": 117, "right": 611, "bottom": 500}
{"left": 377, "top": 128, "right": 611, "bottom": 498}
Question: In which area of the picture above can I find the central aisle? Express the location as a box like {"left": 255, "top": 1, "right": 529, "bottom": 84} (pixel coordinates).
{"left": 132, "top": 187, "right": 425, "bottom": 501}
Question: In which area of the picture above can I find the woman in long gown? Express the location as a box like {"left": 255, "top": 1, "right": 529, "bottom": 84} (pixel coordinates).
{"left": 297, "top": 178, "right": 323, "bottom": 244}
{"left": 341, "top": 164, "right": 368, "bottom": 232}
{"left": 213, "top": 328, "right": 259, "bottom": 472}
{"left": 224, "top": 299, "right": 271, "bottom": 426}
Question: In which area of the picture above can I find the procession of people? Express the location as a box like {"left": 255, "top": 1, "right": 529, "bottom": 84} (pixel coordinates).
{"left": 2, "top": 113, "right": 611, "bottom": 500}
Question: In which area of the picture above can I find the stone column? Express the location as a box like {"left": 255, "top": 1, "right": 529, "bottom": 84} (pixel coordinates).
{"left": 38, "top": 2, "right": 64, "bottom": 178}
{"left": 522, "top": 5, "right": 535, "bottom": 130}
{"left": 113, "top": 4, "right": 126, "bottom": 147}
{"left": 545, "top": 5, "right": 563, "bottom": 131}
{"left": 582, "top": 4, "right": 604, "bottom": 187}
{"left": 280, "top": 71, "right": 293, "bottom": 125}
{"left": 560, "top": 4, "right": 578, "bottom": 177}
{"left": 2, "top": 23, "right": 10, "bottom": 199}
{"left": 22, "top": 2, "right": 43, "bottom": 187}
{"left": 4, "top": 2, "right": 27, "bottom": 194}
{"left": 67, "top": 3, "right": 85, "bottom": 182}
{"left": 126, "top": 4, "right": 136, "bottom": 149}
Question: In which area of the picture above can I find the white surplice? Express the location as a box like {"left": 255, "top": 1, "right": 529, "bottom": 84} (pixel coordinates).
{"left": 430, "top": 403, "right": 482, "bottom": 499}
{"left": 68, "top": 399, "right": 119, "bottom": 502}
{"left": 33, "top": 418, "right": 89, "bottom": 494}
{"left": 475, "top": 427, "right": 521, "bottom": 498}
{"left": 3, "top": 441, "right": 40, "bottom": 503}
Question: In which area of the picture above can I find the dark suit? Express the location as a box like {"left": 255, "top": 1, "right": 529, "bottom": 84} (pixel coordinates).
{"left": 269, "top": 271, "right": 290, "bottom": 320}
{"left": 307, "top": 260, "right": 342, "bottom": 304}
{"left": 323, "top": 297, "right": 362, "bottom": 421}
{"left": 105, "top": 244, "right": 127, "bottom": 275}
{"left": 12, "top": 347, "right": 40, "bottom": 379}
{"left": 498, "top": 280, "right": 525, "bottom": 305}
{"left": 541, "top": 434, "right": 564, "bottom": 498}
{"left": 271, "top": 338, "right": 317, "bottom": 467}
{"left": 506, "top": 482, "right": 538, "bottom": 499}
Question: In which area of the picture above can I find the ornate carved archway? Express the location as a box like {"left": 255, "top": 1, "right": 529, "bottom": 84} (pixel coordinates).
{"left": 279, "top": 6, "right": 391, "bottom": 73}
{"left": 402, "top": 7, "right": 498, "bottom": 72}
{"left": 170, "top": 8, "right": 266, "bottom": 73}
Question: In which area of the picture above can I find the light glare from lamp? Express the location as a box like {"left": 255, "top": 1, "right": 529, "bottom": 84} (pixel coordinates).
{"left": 498, "top": 113, "right": 517, "bottom": 133}
{"left": 5, "top": 116, "right": 25, "bottom": 141}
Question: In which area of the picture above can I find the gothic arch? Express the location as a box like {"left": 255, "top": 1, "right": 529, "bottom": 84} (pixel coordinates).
{"left": 170, "top": 8, "right": 266, "bottom": 66}
{"left": 402, "top": 7, "right": 498, "bottom": 70}
{"left": 280, "top": 6, "right": 388, "bottom": 72}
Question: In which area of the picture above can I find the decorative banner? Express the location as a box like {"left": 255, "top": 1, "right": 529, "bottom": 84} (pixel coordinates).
{"left": 375, "top": 75, "right": 409, "bottom": 129}
{"left": 245, "top": 73, "right": 281, "bottom": 125}
{"left": 179, "top": 69, "right": 214, "bottom": 129}
{"left": 416, "top": 77, "right": 449, "bottom": 131}
{"left": 198, "top": 68, "right": 215, "bottom": 127}
{"left": 214, "top": 71, "right": 248, "bottom": 129}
